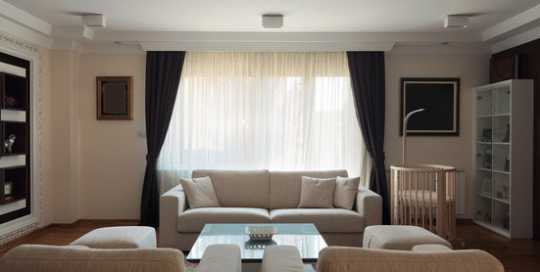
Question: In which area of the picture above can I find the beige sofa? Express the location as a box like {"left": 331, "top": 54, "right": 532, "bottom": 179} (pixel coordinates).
{"left": 160, "top": 169, "right": 382, "bottom": 251}
{"left": 261, "top": 245, "right": 504, "bottom": 272}
{"left": 0, "top": 244, "right": 241, "bottom": 272}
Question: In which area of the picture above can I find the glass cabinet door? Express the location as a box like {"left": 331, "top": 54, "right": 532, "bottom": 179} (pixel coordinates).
{"left": 491, "top": 85, "right": 510, "bottom": 230}
{"left": 474, "top": 85, "right": 511, "bottom": 231}
{"left": 475, "top": 88, "right": 493, "bottom": 225}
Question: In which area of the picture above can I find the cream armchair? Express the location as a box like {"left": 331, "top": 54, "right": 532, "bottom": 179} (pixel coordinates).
{"left": 0, "top": 244, "right": 241, "bottom": 272}
{"left": 261, "top": 245, "right": 504, "bottom": 272}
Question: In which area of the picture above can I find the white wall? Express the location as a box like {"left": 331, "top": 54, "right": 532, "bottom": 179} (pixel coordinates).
{"left": 384, "top": 54, "right": 491, "bottom": 218}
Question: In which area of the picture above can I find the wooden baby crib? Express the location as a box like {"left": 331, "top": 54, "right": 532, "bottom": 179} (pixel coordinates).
{"left": 390, "top": 164, "right": 457, "bottom": 240}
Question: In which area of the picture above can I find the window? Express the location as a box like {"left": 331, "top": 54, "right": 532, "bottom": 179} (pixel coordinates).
{"left": 158, "top": 52, "right": 368, "bottom": 193}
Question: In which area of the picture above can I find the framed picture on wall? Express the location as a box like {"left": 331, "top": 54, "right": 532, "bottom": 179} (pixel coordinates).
{"left": 97, "top": 76, "right": 133, "bottom": 120}
{"left": 400, "top": 78, "right": 460, "bottom": 136}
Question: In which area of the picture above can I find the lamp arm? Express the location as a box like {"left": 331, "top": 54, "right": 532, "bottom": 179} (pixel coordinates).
{"left": 403, "top": 108, "right": 425, "bottom": 164}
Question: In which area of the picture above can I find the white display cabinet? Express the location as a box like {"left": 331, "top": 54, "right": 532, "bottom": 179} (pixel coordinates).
{"left": 473, "top": 79, "right": 533, "bottom": 238}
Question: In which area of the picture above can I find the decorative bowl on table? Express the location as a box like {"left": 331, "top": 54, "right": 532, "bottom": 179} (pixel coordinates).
{"left": 245, "top": 226, "right": 278, "bottom": 240}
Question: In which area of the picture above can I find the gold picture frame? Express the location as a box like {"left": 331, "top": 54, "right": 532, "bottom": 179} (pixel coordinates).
{"left": 97, "top": 76, "right": 133, "bottom": 120}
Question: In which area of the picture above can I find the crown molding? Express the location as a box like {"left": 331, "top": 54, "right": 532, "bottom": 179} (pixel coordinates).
{"left": 0, "top": 17, "right": 53, "bottom": 48}
{"left": 81, "top": 43, "right": 144, "bottom": 54}
{"left": 483, "top": 4, "right": 540, "bottom": 41}
{"left": 82, "top": 27, "right": 95, "bottom": 41}
{"left": 51, "top": 25, "right": 94, "bottom": 41}
{"left": 95, "top": 31, "right": 482, "bottom": 44}
{"left": 491, "top": 25, "right": 540, "bottom": 53}
{"left": 52, "top": 40, "right": 83, "bottom": 53}
{"left": 389, "top": 43, "right": 491, "bottom": 55}
{"left": 139, "top": 41, "right": 395, "bottom": 52}
{"left": 0, "top": 1, "right": 51, "bottom": 35}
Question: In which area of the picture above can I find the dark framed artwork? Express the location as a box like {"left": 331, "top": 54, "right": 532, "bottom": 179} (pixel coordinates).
{"left": 97, "top": 76, "right": 133, "bottom": 120}
{"left": 400, "top": 78, "right": 460, "bottom": 136}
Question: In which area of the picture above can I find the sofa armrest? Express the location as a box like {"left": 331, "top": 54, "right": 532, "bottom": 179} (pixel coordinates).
{"left": 198, "top": 244, "right": 241, "bottom": 272}
{"left": 355, "top": 185, "right": 382, "bottom": 228}
{"left": 262, "top": 245, "right": 304, "bottom": 272}
{"left": 159, "top": 185, "right": 187, "bottom": 247}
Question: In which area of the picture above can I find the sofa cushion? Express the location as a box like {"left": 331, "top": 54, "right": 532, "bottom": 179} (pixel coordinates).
{"left": 334, "top": 176, "right": 361, "bottom": 210}
{"left": 192, "top": 169, "right": 270, "bottom": 208}
{"left": 269, "top": 170, "right": 348, "bottom": 209}
{"left": 270, "top": 208, "right": 363, "bottom": 233}
{"left": 177, "top": 207, "right": 270, "bottom": 232}
{"left": 298, "top": 176, "right": 336, "bottom": 208}
{"left": 179, "top": 176, "right": 221, "bottom": 208}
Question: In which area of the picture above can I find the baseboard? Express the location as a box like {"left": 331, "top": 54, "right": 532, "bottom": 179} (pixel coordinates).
{"left": 51, "top": 219, "right": 82, "bottom": 228}
{"left": 50, "top": 219, "right": 139, "bottom": 228}
{"left": 75, "top": 219, "right": 140, "bottom": 226}
{"left": 456, "top": 219, "right": 474, "bottom": 225}
{"left": 0, "top": 224, "right": 54, "bottom": 251}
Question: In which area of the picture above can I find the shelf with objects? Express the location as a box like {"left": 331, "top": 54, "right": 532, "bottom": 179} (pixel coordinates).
{"left": 472, "top": 79, "right": 533, "bottom": 238}
{"left": 0, "top": 68, "right": 30, "bottom": 226}
{"left": 2, "top": 121, "right": 28, "bottom": 156}
{"left": 0, "top": 165, "right": 27, "bottom": 204}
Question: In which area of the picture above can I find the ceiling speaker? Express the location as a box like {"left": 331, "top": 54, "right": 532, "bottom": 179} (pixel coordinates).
{"left": 81, "top": 14, "right": 107, "bottom": 27}
{"left": 262, "top": 15, "right": 283, "bottom": 28}
{"left": 444, "top": 15, "right": 469, "bottom": 28}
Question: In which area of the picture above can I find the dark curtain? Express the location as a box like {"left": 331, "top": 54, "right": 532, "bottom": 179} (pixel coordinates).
{"left": 346, "top": 52, "right": 390, "bottom": 225}
{"left": 140, "top": 51, "right": 186, "bottom": 227}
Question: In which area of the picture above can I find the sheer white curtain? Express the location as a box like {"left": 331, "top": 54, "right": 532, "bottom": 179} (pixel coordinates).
{"left": 158, "top": 52, "right": 370, "bottom": 194}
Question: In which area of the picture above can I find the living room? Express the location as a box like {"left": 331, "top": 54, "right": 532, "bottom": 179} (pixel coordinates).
{"left": 0, "top": 0, "right": 539, "bottom": 271}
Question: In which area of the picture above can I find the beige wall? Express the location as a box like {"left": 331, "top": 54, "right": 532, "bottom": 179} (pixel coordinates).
{"left": 51, "top": 50, "right": 80, "bottom": 223}
{"left": 384, "top": 54, "right": 491, "bottom": 218}
{"left": 76, "top": 53, "right": 146, "bottom": 219}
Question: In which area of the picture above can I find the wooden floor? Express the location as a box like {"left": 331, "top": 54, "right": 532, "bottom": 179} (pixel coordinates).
{"left": 0, "top": 220, "right": 539, "bottom": 272}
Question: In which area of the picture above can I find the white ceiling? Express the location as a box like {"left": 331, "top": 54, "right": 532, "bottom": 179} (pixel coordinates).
{"left": 1, "top": 0, "right": 540, "bottom": 53}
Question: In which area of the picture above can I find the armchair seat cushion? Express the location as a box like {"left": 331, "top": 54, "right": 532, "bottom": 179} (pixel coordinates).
{"left": 177, "top": 207, "right": 270, "bottom": 232}
{"left": 363, "top": 225, "right": 452, "bottom": 250}
{"left": 270, "top": 208, "right": 364, "bottom": 233}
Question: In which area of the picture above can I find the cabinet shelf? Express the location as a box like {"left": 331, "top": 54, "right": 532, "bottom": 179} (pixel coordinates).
{"left": 478, "top": 193, "right": 510, "bottom": 204}
{"left": 0, "top": 165, "right": 27, "bottom": 205}
{"left": 475, "top": 141, "right": 510, "bottom": 146}
{"left": 0, "top": 72, "right": 28, "bottom": 111}
{"left": 2, "top": 121, "right": 28, "bottom": 156}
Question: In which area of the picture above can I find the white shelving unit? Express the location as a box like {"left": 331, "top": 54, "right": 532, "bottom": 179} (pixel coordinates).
{"left": 472, "top": 79, "right": 533, "bottom": 238}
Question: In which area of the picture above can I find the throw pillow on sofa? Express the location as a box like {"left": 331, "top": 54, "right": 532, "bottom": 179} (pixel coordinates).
{"left": 179, "top": 176, "right": 221, "bottom": 208}
{"left": 298, "top": 176, "right": 336, "bottom": 208}
{"left": 333, "top": 176, "right": 361, "bottom": 209}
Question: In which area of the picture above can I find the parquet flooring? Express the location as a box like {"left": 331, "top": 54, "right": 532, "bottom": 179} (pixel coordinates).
{"left": 0, "top": 220, "right": 538, "bottom": 271}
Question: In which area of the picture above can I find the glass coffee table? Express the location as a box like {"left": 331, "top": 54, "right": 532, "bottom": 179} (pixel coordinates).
{"left": 186, "top": 223, "right": 327, "bottom": 264}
